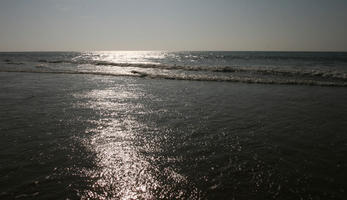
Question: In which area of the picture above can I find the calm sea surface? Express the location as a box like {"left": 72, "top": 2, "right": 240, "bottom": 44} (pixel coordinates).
{"left": 0, "top": 52, "right": 347, "bottom": 199}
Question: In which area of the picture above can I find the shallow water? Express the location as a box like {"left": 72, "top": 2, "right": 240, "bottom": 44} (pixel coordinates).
{"left": 1, "top": 70, "right": 347, "bottom": 199}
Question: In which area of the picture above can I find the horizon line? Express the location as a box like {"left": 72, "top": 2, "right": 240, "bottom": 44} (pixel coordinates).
{"left": 1, "top": 50, "right": 347, "bottom": 53}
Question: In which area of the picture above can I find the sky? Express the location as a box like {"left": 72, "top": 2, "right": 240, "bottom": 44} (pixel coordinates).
{"left": 0, "top": 0, "right": 347, "bottom": 52}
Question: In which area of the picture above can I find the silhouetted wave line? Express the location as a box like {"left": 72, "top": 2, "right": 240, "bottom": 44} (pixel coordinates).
{"left": 170, "top": 53, "right": 347, "bottom": 62}
{"left": 1, "top": 69, "right": 346, "bottom": 87}
{"left": 37, "top": 59, "right": 347, "bottom": 81}
{"left": 0, "top": 69, "right": 138, "bottom": 78}
{"left": 129, "top": 70, "right": 347, "bottom": 87}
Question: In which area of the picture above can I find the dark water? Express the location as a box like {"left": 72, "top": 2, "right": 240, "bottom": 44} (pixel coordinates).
{"left": 1, "top": 52, "right": 347, "bottom": 199}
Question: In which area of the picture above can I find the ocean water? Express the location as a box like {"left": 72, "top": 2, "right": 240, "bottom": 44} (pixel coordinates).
{"left": 1, "top": 51, "right": 347, "bottom": 86}
{"left": 0, "top": 51, "right": 347, "bottom": 199}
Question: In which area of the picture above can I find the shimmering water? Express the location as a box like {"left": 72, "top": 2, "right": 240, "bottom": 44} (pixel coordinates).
{"left": 0, "top": 52, "right": 347, "bottom": 199}
{"left": 1, "top": 51, "right": 347, "bottom": 86}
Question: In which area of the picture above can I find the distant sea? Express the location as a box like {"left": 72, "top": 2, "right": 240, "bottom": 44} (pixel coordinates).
{"left": 1, "top": 51, "right": 347, "bottom": 199}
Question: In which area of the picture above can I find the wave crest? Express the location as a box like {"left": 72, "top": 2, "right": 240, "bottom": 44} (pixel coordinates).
{"left": 1, "top": 68, "right": 346, "bottom": 87}
{"left": 37, "top": 59, "right": 347, "bottom": 81}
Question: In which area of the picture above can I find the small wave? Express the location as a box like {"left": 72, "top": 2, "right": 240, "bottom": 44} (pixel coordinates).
{"left": 211, "top": 54, "right": 347, "bottom": 62}
{"left": 5, "top": 62, "right": 24, "bottom": 65}
{"left": 36, "top": 59, "right": 347, "bottom": 81}
{"left": 0, "top": 69, "right": 138, "bottom": 78}
{"left": 38, "top": 59, "right": 68, "bottom": 64}
{"left": 1, "top": 68, "right": 346, "bottom": 87}
{"left": 130, "top": 70, "right": 347, "bottom": 87}
{"left": 2, "top": 59, "right": 24, "bottom": 65}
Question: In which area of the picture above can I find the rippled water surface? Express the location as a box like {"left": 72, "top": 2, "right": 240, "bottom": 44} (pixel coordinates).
{"left": 1, "top": 52, "right": 347, "bottom": 199}
{"left": 1, "top": 51, "right": 347, "bottom": 86}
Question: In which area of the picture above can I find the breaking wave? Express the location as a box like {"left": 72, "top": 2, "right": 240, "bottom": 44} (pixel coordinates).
{"left": 37, "top": 59, "right": 347, "bottom": 81}
{"left": 1, "top": 68, "right": 346, "bottom": 87}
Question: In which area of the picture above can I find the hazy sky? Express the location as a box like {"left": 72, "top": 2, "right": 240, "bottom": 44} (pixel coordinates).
{"left": 1, "top": 0, "right": 347, "bottom": 51}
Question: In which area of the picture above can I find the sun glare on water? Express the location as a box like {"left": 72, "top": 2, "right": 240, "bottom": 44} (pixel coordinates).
{"left": 72, "top": 81, "right": 197, "bottom": 199}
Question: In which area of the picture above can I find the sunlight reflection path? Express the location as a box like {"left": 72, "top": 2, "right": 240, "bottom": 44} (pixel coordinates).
{"left": 72, "top": 79, "right": 199, "bottom": 199}
{"left": 76, "top": 51, "right": 170, "bottom": 65}
{"left": 74, "top": 86, "right": 158, "bottom": 199}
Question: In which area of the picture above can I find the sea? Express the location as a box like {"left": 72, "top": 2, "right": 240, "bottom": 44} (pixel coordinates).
{"left": 0, "top": 51, "right": 347, "bottom": 199}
